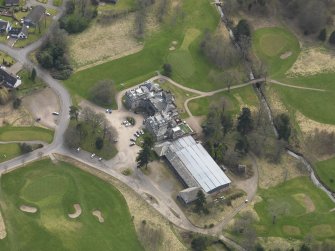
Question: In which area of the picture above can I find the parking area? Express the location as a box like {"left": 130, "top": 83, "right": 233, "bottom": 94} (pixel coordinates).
{"left": 79, "top": 100, "right": 145, "bottom": 170}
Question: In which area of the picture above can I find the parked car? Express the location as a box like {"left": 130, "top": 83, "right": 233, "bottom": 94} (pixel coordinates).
{"left": 140, "top": 130, "right": 144, "bottom": 135}
{"left": 76, "top": 147, "right": 81, "bottom": 152}
{"left": 52, "top": 112, "right": 59, "bottom": 115}
{"left": 130, "top": 138, "right": 136, "bottom": 142}
{"left": 90, "top": 153, "right": 96, "bottom": 158}
{"left": 98, "top": 157, "right": 102, "bottom": 161}
{"left": 129, "top": 142, "right": 135, "bottom": 146}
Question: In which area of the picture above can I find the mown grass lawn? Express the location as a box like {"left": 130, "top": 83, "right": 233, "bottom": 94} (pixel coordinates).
{"left": 97, "top": 0, "right": 136, "bottom": 12}
{"left": 0, "top": 143, "right": 21, "bottom": 163}
{"left": 315, "top": 157, "right": 335, "bottom": 192}
{"left": 0, "top": 159, "right": 143, "bottom": 251}
{"left": 65, "top": 0, "right": 226, "bottom": 99}
{"left": 252, "top": 27, "right": 300, "bottom": 78}
{"left": 271, "top": 83, "right": 335, "bottom": 125}
{"left": 188, "top": 85, "right": 258, "bottom": 117}
{"left": 254, "top": 176, "right": 335, "bottom": 240}
{"left": 0, "top": 127, "right": 54, "bottom": 143}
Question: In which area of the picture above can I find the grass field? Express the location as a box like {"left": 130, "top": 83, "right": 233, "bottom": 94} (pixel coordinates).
{"left": 272, "top": 78, "right": 335, "bottom": 125}
{"left": 252, "top": 27, "right": 300, "bottom": 78}
{"left": 97, "top": 0, "right": 136, "bottom": 12}
{"left": 0, "top": 159, "right": 143, "bottom": 251}
{"left": 315, "top": 157, "right": 335, "bottom": 192}
{"left": 254, "top": 177, "right": 335, "bottom": 240}
{"left": 65, "top": 0, "right": 226, "bottom": 100}
{"left": 53, "top": 0, "right": 62, "bottom": 6}
{"left": 0, "top": 127, "right": 54, "bottom": 143}
{"left": 0, "top": 143, "right": 20, "bottom": 163}
{"left": 188, "top": 85, "right": 258, "bottom": 117}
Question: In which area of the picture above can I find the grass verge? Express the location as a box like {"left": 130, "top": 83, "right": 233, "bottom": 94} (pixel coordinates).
{"left": 0, "top": 126, "right": 54, "bottom": 143}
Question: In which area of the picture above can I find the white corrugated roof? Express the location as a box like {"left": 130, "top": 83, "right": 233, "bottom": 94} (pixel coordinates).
{"left": 168, "top": 136, "right": 231, "bottom": 193}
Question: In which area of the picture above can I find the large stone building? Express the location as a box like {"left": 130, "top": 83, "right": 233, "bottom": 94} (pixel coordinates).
{"left": 155, "top": 136, "right": 231, "bottom": 203}
{"left": 125, "top": 81, "right": 184, "bottom": 141}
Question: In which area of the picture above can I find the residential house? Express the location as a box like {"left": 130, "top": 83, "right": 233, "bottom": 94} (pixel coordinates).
{"left": 24, "top": 5, "right": 46, "bottom": 27}
{"left": 8, "top": 26, "right": 28, "bottom": 39}
{"left": 5, "top": 0, "right": 19, "bottom": 6}
{"left": 0, "top": 68, "right": 21, "bottom": 88}
{"left": 0, "top": 20, "right": 11, "bottom": 34}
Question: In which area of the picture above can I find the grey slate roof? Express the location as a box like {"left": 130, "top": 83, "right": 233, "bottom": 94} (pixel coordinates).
{"left": 25, "top": 5, "right": 46, "bottom": 25}
{"left": 165, "top": 136, "right": 231, "bottom": 193}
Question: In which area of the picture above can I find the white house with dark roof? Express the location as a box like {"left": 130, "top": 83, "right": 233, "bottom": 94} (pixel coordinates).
{"left": 0, "top": 68, "right": 21, "bottom": 88}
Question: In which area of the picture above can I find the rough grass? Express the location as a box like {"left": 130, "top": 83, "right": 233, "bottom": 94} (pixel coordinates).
{"left": 180, "top": 28, "right": 201, "bottom": 50}
{"left": 254, "top": 177, "right": 335, "bottom": 240}
{"left": 0, "top": 159, "right": 144, "bottom": 251}
{"left": 315, "top": 157, "right": 335, "bottom": 192}
{"left": 252, "top": 27, "right": 300, "bottom": 77}
{"left": 0, "top": 143, "right": 21, "bottom": 163}
{"left": 65, "top": 0, "right": 223, "bottom": 100}
{"left": 0, "top": 126, "right": 54, "bottom": 143}
{"left": 287, "top": 47, "right": 335, "bottom": 77}
{"left": 69, "top": 14, "right": 142, "bottom": 69}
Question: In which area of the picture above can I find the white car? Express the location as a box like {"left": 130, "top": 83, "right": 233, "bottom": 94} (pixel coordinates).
{"left": 91, "top": 153, "right": 96, "bottom": 158}
{"left": 52, "top": 112, "right": 59, "bottom": 115}
{"left": 98, "top": 157, "right": 102, "bottom": 161}
{"left": 76, "top": 147, "right": 81, "bottom": 152}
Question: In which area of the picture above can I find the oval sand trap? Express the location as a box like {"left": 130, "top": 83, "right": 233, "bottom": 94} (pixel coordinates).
{"left": 280, "top": 51, "right": 292, "bottom": 59}
{"left": 20, "top": 205, "right": 38, "bottom": 213}
{"left": 68, "top": 204, "right": 82, "bottom": 219}
{"left": 92, "top": 210, "right": 104, "bottom": 223}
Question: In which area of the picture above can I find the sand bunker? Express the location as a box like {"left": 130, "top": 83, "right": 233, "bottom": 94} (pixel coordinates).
{"left": 68, "top": 204, "right": 82, "bottom": 219}
{"left": 20, "top": 205, "right": 38, "bottom": 213}
{"left": 293, "top": 193, "right": 315, "bottom": 213}
{"left": 92, "top": 210, "right": 104, "bottom": 223}
{"left": 0, "top": 211, "right": 6, "bottom": 239}
{"left": 169, "top": 46, "right": 175, "bottom": 51}
{"left": 280, "top": 51, "right": 292, "bottom": 59}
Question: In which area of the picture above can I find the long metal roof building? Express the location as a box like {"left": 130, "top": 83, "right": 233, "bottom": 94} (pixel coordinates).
{"left": 163, "top": 136, "right": 231, "bottom": 193}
